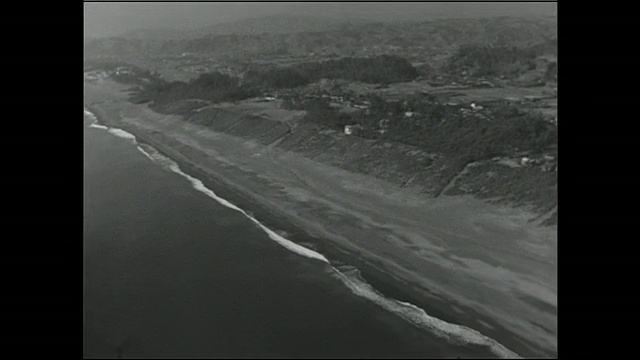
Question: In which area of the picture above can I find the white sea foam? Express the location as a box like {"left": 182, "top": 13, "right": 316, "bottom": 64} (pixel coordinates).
{"left": 137, "top": 146, "right": 155, "bottom": 161}
{"left": 83, "top": 109, "right": 139, "bottom": 144}
{"left": 139, "top": 146, "right": 177, "bottom": 171}
{"left": 332, "top": 267, "right": 521, "bottom": 358}
{"left": 135, "top": 142, "right": 521, "bottom": 359}
{"left": 107, "top": 128, "right": 137, "bottom": 143}
{"left": 138, "top": 146, "right": 332, "bottom": 263}
{"left": 84, "top": 109, "right": 99, "bottom": 125}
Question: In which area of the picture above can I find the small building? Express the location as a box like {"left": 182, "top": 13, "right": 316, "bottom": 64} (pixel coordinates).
{"left": 470, "top": 103, "right": 484, "bottom": 111}
{"left": 344, "top": 124, "right": 362, "bottom": 135}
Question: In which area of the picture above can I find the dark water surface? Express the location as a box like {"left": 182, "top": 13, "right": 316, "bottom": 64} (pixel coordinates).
{"left": 83, "top": 119, "right": 493, "bottom": 358}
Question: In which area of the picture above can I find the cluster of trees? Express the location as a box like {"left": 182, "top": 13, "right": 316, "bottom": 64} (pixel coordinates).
{"left": 295, "top": 55, "right": 419, "bottom": 84}
{"left": 127, "top": 55, "right": 418, "bottom": 108}
{"left": 281, "top": 96, "right": 373, "bottom": 131}
{"left": 154, "top": 73, "right": 257, "bottom": 105}
{"left": 379, "top": 100, "right": 556, "bottom": 162}
{"left": 244, "top": 67, "right": 309, "bottom": 90}
{"left": 244, "top": 55, "right": 419, "bottom": 91}
{"left": 448, "top": 45, "right": 540, "bottom": 78}
{"left": 288, "top": 93, "right": 556, "bottom": 164}
{"left": 129, "top": 72, "right": 258, "bottom": 108}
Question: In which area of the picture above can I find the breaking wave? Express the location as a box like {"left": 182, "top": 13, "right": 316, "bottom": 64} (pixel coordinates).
{"left": 333, "top": 266, "right": 521, "bottom": 358}
{"left": 135, "top": 144, "right": 521, "bottom": 359}
{"left": 84, "top": 108, "right": 99, "bottom": 124}
{"left": 85, "top": 109, "right": 109, "bottom": 130}
{"left": 84, "top": 109, "right": 97, "bottom": 119}
{"left": 137, "top": 146, "right": 155, "bottom": 161}
{"left": 107, "top": 128, "right": 137, "bottom": 143}
{"left": 138, "top": 145, "right": 329, "bottom": 263}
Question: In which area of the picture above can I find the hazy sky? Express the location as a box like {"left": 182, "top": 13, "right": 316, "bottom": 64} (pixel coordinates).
{"left": 84, "top": 1, "right": 557, "bottom": 38}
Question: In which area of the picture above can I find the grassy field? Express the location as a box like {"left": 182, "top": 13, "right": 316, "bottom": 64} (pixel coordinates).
{"left": 445, "top": 161, "right": 557, "bottom": 220}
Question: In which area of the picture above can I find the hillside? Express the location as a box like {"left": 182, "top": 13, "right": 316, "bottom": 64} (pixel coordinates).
{"left": 123, "top": 15, "right": 373, "bottom": 40}
{"left": 86, "top": 16, "right": 557, "bottom": 61}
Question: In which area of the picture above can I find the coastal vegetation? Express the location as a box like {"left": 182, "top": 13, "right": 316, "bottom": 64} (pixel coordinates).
{"left": 85, "top": 15, "right": 557, "bottom": 225}
{"left": 126, "top": 55, "right": 419, "bottom": 110}
{"left": 284, "top": 94, "right": 556, "bottom": 163}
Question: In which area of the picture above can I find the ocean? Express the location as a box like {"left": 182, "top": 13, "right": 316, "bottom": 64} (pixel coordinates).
{"left": 83, "top": 110, "right": 506, "bottom": 358}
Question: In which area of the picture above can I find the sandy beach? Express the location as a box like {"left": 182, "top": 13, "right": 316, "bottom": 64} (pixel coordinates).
{"left": 85, "top": 79, "right": 557, "bottom": 357}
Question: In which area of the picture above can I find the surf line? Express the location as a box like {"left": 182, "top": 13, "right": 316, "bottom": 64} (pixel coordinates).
{"left": 93, "top": 121, "right": 522, "bottom": 359}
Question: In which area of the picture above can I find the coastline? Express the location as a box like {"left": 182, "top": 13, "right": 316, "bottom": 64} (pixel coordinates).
{"left": 85, "top": 80, "right": 557, "bottom": 357}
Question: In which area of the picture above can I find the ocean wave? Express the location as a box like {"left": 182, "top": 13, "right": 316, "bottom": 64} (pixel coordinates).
{"left": 137, "top": 145, "right": 177, "bottom": 171}
{"left": 137, "top": 146, "right": 155, "bottom": 161}
{"left": 84, "top": 109, "right": 98, "bottom": 124}
{"left": 84, "top": 109, "right": 96, "bottom": 118}
{"left": 332, "top": 267, "right": 521, "bottom": 358}
{"left": 132, "top": 141, "right": 521, "bottom": 359}
{"left": 138, "top": 146, "right": 333, "bottom": 263}
{"left": 107, "top": 128, "right": 138, "bottom": 143}
{"left": 89, "top": 124, "right": 109, "bottom": 130}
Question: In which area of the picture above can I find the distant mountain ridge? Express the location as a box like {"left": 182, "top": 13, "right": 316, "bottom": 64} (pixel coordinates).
{"left": 86, "top": 16, "right": 556, "bottom": 62}
{"left": 123, "top": 15, "right": 374, "bottom": 40}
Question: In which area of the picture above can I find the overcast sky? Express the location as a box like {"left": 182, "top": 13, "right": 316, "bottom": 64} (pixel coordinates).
{"left": 84, "top": 1, "right": 557, "bottom": 38}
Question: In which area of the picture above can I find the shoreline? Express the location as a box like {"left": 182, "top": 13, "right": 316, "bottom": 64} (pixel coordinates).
{"left": 84, "top": 80, "right": 557, "bottom": 357}
{"left": 86, "top": 112, "right": 531, "bottom": 358}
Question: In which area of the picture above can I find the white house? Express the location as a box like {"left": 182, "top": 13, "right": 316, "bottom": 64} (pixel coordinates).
{"left": 344, "top": 125, "right": 362, "bottom": 135}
